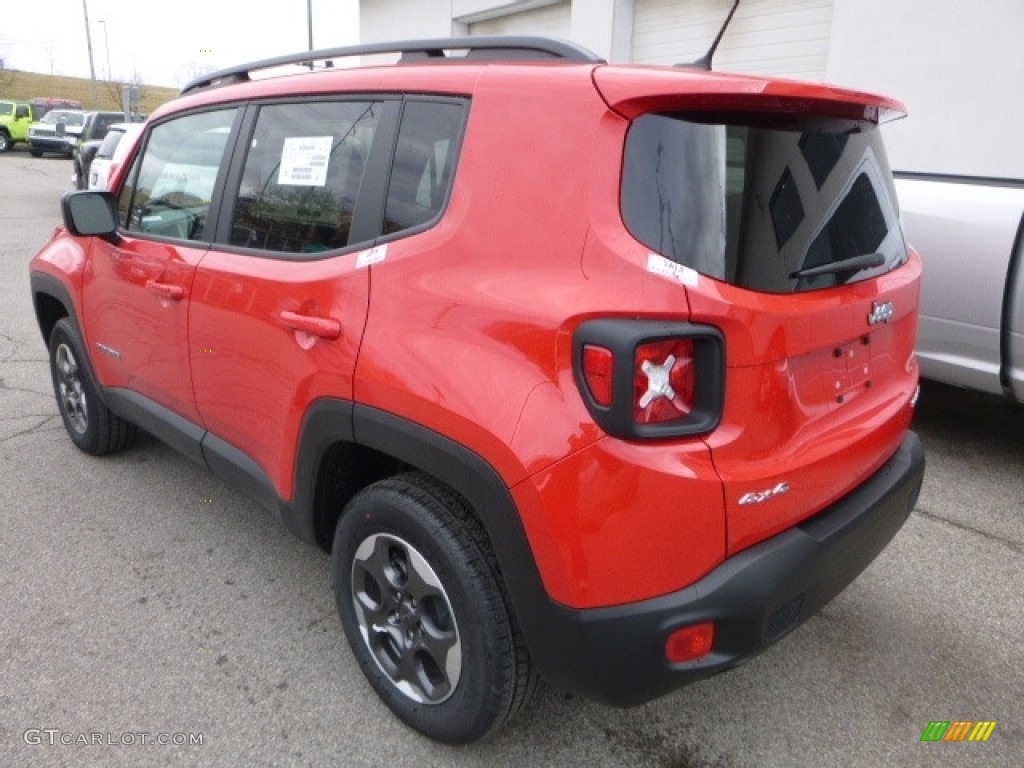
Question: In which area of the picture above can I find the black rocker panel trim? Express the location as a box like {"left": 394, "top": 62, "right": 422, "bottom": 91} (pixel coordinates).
{"left": 103, "top": 389, "right": 207, "bottom": 467}
{"left": 201, "top": 432, "right": 282, "bottom": 519}
{"left": 102, "top": 388, "right": 282, "bottom": 522}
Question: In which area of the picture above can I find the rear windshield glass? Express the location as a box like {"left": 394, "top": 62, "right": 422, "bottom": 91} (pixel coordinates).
{"left": 622, "top": 114, "right": 906, "bottom": 293}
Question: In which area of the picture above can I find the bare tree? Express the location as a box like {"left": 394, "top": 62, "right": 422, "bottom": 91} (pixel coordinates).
{"left": 100, "top": 69, "right": 147, "bottom": 114}
{"left": 0, "top": 55, "right": 15, "bottom": 89}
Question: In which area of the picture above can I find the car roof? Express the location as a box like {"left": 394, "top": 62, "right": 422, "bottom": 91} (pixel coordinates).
{"left": 153, "top": 36, "right": 902, "bottom": 128}
{"left": 181, "top": 36, "right": 603, "bottom": 93}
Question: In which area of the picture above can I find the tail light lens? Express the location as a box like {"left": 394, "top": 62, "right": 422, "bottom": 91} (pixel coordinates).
{"left": 573, "top": 320, "right": 724, "bottom": 440}
{"left": 582, "top": 345, "right": 615, "bottom": 407}
{"left": 634, "top": 339, "right": 695, "bottom": 424}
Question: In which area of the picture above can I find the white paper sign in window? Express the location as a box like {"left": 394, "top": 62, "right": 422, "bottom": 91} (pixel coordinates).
{"left": 278, "top": 136, "right": 333, "bottom": 187}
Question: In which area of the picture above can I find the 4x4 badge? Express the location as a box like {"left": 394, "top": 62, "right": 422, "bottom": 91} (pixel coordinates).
{"left": 738, "top": 482, "right": 790, "bottom": 506}
{"left": 868, "top": 301, "right": 894, "bottom": 326}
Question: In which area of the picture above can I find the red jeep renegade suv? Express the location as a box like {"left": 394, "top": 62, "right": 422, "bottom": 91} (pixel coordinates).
{"left": 30, "top": 37, "right": 925, "bottom": 743}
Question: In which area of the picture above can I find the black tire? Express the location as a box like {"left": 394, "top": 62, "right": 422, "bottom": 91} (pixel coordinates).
{"left": 332, "top": 473, "right": 537, "bottom": 744}
{"left": 29, "top": 148, "right": 43, "bottom": 157}
{"left": 48, "top": 318, "right": 135, "bottom": 455}
{"left": 0, "top": 131, "right": 10, "bottom": 153}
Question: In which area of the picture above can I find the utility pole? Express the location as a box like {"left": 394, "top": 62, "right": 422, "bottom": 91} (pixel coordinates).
{"left": 81, "top": 0, "right": 99, "bottom": 107}
{"left": 307, "top": 0, "right": 314, "bottom": 69}
{"left": 308, "top": 0, "right": 314, "bottom": 50}
{"left": 98, "top": 19, "right": 111, "bottom": 81}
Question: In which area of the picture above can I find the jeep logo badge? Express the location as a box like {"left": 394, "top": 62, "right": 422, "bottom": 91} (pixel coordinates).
{"left": 868, "top": 301, "right": 894, "bottom": 326}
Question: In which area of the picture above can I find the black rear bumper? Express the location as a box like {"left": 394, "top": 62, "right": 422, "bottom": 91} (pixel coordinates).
{"left": 525, "top": 431, "right": 925, "bottom": 706}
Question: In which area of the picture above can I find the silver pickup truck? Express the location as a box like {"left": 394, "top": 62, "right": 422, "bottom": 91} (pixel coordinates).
{"left": 896, "top": 174, "right": 1024, "bottom": 404}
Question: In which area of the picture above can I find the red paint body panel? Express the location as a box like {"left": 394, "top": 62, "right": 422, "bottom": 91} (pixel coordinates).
{"left": 355, "top": 68, "right": 614, "bottom": 487}
{"left": 512, "top": 437, "right": 725, "bottom": 608}
{"left": 82, "top": 235, "right": 207, "bottom": 423}
{"left": 592, "top": 66, "right": 906, "bottom": 124}
{"left": 31, "top": 229, "right": 87, "bottom": 303}
{"left": 688, "top": 252, "right": 921, "bottom": 554}
{"left": 189, "top": 250, "right": 370, "bottom": 500}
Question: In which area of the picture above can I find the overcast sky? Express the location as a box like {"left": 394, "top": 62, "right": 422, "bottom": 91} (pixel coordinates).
{"left": 2, "top": 0, "right": 359, "bottom": 88}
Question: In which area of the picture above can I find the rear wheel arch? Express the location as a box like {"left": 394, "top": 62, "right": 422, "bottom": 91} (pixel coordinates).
{"left": 290, "top": 401, "right": 553, "bottom": 649}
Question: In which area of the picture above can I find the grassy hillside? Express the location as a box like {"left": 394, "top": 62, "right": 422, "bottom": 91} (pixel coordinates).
{"left": 0, "top": 69, "right": 179, "bottom": 115}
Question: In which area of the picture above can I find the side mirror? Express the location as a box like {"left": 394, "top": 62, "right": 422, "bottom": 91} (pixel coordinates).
{"left": 56, "top": 121, "right": 67, "bottom": 137}
{"left": 62, "top": 191, "right": 119, "bottom": 241}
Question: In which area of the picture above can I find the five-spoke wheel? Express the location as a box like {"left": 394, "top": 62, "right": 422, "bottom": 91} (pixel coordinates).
{"left": 332, "top": 473, "right": 536, "bottom": 744}
{"left": 48, "top": 318, "right": 135, "bottom": 455}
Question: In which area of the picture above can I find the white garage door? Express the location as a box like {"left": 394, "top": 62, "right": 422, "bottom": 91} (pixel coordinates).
{"left": 468, "top": 2, "right": 572, "bottom": 37}
{"left": 632, "top": 0, "right": 835, "bottom": 80}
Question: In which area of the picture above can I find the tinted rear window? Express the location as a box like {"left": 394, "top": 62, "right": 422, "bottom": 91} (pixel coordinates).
{"left": 97, "top": 128, "right": 125, "bottom": 159}
{"left": 621, "top": 114, "right": 906, "bottom": 293}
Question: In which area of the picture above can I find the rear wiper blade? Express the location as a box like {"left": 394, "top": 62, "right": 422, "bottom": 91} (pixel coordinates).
{"left": 789, "top": 252, "right": 886, "bottom": 279}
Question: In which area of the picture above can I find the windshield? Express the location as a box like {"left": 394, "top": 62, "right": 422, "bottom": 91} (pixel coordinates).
{"left": 41, "top": 111, "right": 84, "bottom": 126}
{"left": 621, "top": 114, "right": 906, "bottom": 294}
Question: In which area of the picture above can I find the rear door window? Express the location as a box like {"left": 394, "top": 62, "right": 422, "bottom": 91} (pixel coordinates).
{"left": 621, "top": 114, "right": 906, "bottom": 293}
{"left": 383, "top": 100, "right": 467, "bottom": 235}
{"left": 229, "top": 101, "right": 380, "bottom": 254}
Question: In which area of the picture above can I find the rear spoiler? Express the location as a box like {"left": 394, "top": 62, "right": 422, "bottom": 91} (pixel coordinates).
{"left": 593, "top": 68, "right": 906, "bottom": 128}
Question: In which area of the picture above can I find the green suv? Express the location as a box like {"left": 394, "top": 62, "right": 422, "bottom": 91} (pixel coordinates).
{"left": 0, "top": 100, "right": 36, "bottom": 152}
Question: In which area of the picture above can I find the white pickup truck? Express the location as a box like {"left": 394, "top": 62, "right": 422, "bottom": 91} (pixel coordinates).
{"left": 896, "top": 174, "right": 1024, "bottom": 404}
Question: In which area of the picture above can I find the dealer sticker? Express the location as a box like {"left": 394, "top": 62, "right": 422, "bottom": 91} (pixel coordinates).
{"left": 278, "top": 136, "right": 333, "bottom": 187}
{"left": 647, "top": 253, "right": 699, "bottom": 287}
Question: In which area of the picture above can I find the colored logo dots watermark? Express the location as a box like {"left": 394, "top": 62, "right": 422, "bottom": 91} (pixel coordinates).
{"left": 920, "top": 720, "right": 996, "bottom": 742}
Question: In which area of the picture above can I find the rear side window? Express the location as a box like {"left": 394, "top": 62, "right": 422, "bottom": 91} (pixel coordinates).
{"left": 97, "top": 128, "right": 124, "bottom": 160}
{"left": 230, "top": 101, "right": 380, "bottom": 254}
{"left": 622, "top": 114, "right": 906, "bottom": 293}
{"left": 94, "top": 113, "right": 121, "bottom": 138}
{"left": 383, "top": 100, "right": 466, "bottom": 235}
{"left": 119, "top": 108, "right": 238, "bottom": 242}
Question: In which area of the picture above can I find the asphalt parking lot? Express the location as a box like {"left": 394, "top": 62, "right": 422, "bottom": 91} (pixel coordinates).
{"left": 1, "top": 149, "right": 1021, "bottom": 767}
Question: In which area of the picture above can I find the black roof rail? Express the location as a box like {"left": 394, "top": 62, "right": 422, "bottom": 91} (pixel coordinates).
{"left": 181, "top": 36, "right": 605, "bottom": 95}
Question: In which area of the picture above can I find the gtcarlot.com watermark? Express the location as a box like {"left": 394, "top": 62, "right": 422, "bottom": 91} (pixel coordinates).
{"left": 24, "top": 729, "right": 204, "bottom": 747}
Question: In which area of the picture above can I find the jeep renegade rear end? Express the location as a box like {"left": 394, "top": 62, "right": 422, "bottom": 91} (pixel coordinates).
{"left": 30, "top": 37, "right": 924, "bottom": 744}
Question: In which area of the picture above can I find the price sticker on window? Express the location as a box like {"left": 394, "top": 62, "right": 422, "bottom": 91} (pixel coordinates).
{"left": 278, "top": 136, "right": 333, "bottom": 186}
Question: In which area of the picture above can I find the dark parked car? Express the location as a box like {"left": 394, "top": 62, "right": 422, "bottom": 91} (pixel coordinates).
{"left": 72, "top": 111, "right": 136, "bottom": 188}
